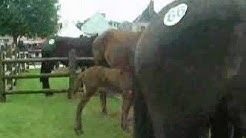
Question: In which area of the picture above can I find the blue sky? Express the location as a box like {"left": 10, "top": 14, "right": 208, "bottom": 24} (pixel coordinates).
{"left": 58, "top": 0, "right": 174, "bottom": 22}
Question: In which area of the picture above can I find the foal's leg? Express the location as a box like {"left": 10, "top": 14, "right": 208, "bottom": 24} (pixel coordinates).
{"left": 74, "top": 87, "right": 95, "bottom": 134}
{"left": 121, "top": 90, "right": 133, "bottom": 132}
{"left": 99, "top": 88, "right": 107, "bottom": 114}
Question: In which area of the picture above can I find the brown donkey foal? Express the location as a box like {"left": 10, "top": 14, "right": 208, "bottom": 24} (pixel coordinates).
{"left": 73, "top": 66, "right": 133, "bottom": 134}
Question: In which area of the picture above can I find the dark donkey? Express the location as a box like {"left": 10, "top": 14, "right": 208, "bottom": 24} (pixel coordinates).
{"left": 92, "top": 29, "right": 141, "bottom": 115}
{"left": 134, "top": 0, "right": 246, "bottom": 138}
{"left": 40, "top": 35, "right": 97, "bottom": 96}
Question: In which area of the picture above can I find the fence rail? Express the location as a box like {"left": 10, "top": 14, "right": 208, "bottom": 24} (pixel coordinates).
{"left": 2, "top": 57, "right": 93, "bottom": 63}
{"left": 3, "top": 72, "right": 70, "bottom": 79}
{"left": 0, "top": 49, "right": 94, "bottom": 102}
{"left": 4, "top": 89, "right": 68, "bottom": 95}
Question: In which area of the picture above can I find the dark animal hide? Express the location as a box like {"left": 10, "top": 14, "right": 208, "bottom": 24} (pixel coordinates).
{"left": 134, "top": 0, "right": 246, "bottom": 137}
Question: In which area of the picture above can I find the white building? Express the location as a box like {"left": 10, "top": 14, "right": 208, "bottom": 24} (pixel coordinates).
{"left": 57, "top": 20, "right": 85, "bottom": 38}
{"left": 80, "top": 12, "right": 118, "bottom": 35}
{"left": 0, "top": 36, "right": 13, "bottom": 46}
{"left": 132, "top": 0, "right": 157, "bottom": 32}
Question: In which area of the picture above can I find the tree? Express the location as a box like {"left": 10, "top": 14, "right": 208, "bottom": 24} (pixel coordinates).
{"left": 0, "top": 0, "right": 60, "bottom": 44}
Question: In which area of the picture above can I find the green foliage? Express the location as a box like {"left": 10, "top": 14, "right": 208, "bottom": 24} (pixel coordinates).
{"left": 0, "top": 0, "right": 60, "bottom": 41}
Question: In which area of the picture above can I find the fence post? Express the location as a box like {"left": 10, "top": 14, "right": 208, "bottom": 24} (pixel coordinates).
{"left": 0, "top": 55, "right": 6, "bottom": 102}
{"left": 68, "top": 49, "right": 76, "bottom": 99}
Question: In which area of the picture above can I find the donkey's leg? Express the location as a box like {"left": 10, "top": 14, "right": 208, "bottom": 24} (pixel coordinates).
{"left": 74, "top": 87, "right": 95, "bottom": 135}
{"left": 146, "top": 104, "right": 165, "bottom": 138}
{"left": 42, "top": 78, "right": 50, "bottom": 89}
{"left": 41, "top": 61, "right": 49, "bottom": 88}
{"left": 133, "top": 80, "right": 155, "bottom": 138}
{"left": 146, "top": 99, "right": 207, "bottom": 138}
{"left": 121, "top": 90, "right": 133, "bottom": 132}
{"left": 210, "top": 97, "right": 230, "bottom": 138}
{"left": 40, "top": 61, "right": 54, "bottom": 96}
{"left": 230, "top": 115, "right": 243, "bottom": 138}
{"left": 160, "top": 117, "right": 207, "bottom": 138}
{"left": 44, "top": 78, "right": 53, "bottom": 97}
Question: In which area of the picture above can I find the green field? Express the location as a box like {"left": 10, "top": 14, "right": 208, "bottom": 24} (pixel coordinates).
{"left": 0, "top": 69, "right": 132, "bottom": 138}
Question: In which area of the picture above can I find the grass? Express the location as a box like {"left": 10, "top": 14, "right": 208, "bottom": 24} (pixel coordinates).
{"left": 0, "top": 69, "right": 132, "bottom": 138}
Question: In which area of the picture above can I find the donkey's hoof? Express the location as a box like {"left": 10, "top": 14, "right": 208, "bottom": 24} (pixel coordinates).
{"left": 45, "top": 93, "right": 54, "bottom": 97}
{"left": 101, "top": 109, "right": 108, "bottom": 115}
{"left": 123, "top": 127, "right": 131, "bottom": 133}
{"left": 101, "top": 111, "right": 108, "bottom": 116}
{"left": 74, "top": 128, "right": 83, "bottom": 135}
{"left": 0, "top": 98, "right": 5, "bottom": 103}
{"left": 0, "top": 95, "right": 6, "bottom": 102}
{"left": 121, "top": 123, "right": 131, "bottom": 133}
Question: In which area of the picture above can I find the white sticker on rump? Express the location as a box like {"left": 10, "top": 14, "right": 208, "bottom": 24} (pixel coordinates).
{"left": 163, "top": 3, "right": 188, "bottom": 26}
{"left": 49, "top": 39, "right": 55, "bottom": 45}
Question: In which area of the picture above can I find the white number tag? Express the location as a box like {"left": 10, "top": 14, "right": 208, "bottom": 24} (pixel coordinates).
{"left": 163, "top": 3, "right": 188, "bottom": 26}
{"left": 48, "top": 39, "right": 55, "bottom": 45}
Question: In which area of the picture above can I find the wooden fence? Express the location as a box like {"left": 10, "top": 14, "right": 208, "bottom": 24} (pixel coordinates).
{"left": 0, "top": 49, "right": 93, "bottom": 102}
{"left": 1, "top": 49, "right": 42, "bottom": 91}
